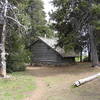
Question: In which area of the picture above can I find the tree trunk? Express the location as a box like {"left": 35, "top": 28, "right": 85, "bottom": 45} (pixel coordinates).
{"left": 88, "top": 50, "right": 91, "bottom": 62}
{"left": 88, "top": 25, "right": 99, "bottom": 67}
{"left": 0, "top": 0, "right": 8, "bottom": 77}
{"left": 73, "top": 73, "right": 100, "bottom": 87}
{"left": 87, "top": 43, "right": 91, "bottom": 62}
{"left": 80, "top": 50, "right": 82, "bottom": 62}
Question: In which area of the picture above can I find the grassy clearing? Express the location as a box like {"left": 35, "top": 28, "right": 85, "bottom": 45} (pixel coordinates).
{"left": 0, "top": 72, "right": 36, "bottom": 100}
{"left": 43, "top": 63, "right": 100, "bottom": 100}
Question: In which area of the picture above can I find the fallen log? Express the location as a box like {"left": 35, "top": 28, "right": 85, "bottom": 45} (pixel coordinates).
{"left": 73, "top": 73, "right": 100, "bottom": 87}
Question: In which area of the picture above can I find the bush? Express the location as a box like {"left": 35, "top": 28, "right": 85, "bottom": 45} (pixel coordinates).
{"left": 7, "top": 62, "right": 26, "bottom": 73}
{"left": 7, "top": 63, "right": 25, "bottom": 73}
{"left": 6, "top": 48, "right": 31, "bottom": 73}
{"left": 6, "top": 30, "right": 31, "bottom": 73}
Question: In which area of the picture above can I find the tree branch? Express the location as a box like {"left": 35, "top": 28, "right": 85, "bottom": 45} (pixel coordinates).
{"left": 0, "top": 1, "right": 3, "bottom": 5}
{"left": 6, "top": 16, "right": 26, "bottom": 30}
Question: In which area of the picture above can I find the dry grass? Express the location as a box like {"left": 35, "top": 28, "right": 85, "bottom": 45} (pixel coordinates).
{"left": 27, "top": 63, "right": 100, "bottom": 100}
{"left": 44, "top": 63, "right": 100, "bottom": 100}
{"left": 0, "top": 72, "right": 36, "bottom": 100}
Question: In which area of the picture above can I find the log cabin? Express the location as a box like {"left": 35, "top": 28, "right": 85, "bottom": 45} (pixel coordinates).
{"left": 29, "top": 37, "right": 78, "bottom": 65}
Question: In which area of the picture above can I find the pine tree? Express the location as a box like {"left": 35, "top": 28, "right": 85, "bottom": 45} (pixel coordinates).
{"left": 51, "top": 0, "right": 100, "bottom": 67}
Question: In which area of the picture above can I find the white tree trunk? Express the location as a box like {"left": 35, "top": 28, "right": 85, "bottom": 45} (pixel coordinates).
{"left": 0, "top": 0, "right": 8, "bottom": 77}
{"left": 0, "top": 0, "right": 25, "bottom": 77}
{"left": 73, "top": 73, "right": 100, "bottom": 87}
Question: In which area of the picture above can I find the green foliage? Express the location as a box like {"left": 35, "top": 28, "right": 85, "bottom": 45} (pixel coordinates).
{"left": 50, "top": 0, "right": 100, "bottom": 53}
{"left": 16, "top": 0, "right": 55, "bottom": 45}
{"left": 92, "top": 4, "right": 100, "bottom": 15}
{"left": 25, "top": 0, "right": 54, "bottom": 39}
{"left": 6, "top": 26, "right": 31, "bottom": 72}
{"left": 5, "top": 0, "right": 54, "bottom": 72}
{"left": 59, "top": 32, "right": 76, "bottom": 52}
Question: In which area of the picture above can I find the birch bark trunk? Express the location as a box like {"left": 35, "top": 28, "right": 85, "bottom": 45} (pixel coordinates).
{"left": 74, "top": 73, "right": 100, "bottom": 87}
{"left": 0, "top": 0, "right": 8, "bottom": 77}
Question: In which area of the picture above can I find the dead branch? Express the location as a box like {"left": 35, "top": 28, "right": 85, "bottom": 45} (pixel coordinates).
{"left": 6, "top": 16, "right": 26, "bottom": 30}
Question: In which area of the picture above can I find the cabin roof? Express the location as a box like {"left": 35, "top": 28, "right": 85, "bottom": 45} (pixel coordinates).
{"left": 39, "top": 37, "right": 78, "bottom": 57}
{"left": 31, "top": 37, "right": 78, "bottom": 57}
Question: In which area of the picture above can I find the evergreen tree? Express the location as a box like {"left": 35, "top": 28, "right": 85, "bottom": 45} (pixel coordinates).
{"left": 0, "top": 0, "right": 54, "bottom": 75}
{"left": 51, "top": 0, "right": 100, "bottom": 67}
{"left": 0, "top": 0, "right": 30, "bottom": 75}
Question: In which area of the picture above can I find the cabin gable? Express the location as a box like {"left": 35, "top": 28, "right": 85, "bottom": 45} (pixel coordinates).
{"left": 31, "top": 39, "right": 75, "bottom": 65}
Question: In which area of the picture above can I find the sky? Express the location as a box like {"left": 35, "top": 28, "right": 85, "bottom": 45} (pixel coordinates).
{"left": 42, "top": 0, "right": 53, "bottom": 21}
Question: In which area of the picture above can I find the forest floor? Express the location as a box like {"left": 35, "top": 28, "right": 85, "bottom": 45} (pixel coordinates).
{"left": 25, "top": 63, "right": 100, "bottom": 100}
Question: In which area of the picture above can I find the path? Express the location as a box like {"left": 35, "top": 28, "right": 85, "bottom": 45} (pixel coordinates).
{"left": 25, "top": 67, "right": 47, "bottom": 100}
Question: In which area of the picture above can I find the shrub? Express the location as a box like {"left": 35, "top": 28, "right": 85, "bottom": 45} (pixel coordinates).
{"left": 6, "top": 30, "right": 31, "bottom": 73}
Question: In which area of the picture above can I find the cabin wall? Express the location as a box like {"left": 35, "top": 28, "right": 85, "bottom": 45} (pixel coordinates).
{"left": 31, "top": 40, "right": 75, "bottom": 65}
{"left": 62, "top": 57, "right": 75, "bottom": 63}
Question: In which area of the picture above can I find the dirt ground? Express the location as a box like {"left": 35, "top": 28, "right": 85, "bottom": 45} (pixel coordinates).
{"left": 25, "top": 63, "right": 100, "bottom": 100}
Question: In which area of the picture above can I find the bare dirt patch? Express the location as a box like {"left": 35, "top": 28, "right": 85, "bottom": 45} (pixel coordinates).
{"left": 25, "top": 77, "right": 46, "bottom": 100}
{"left": 25, "top": 63, "right": 100, "bottom": 100}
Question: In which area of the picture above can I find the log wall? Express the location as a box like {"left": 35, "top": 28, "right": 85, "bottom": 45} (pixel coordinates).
{"left": 31, "top": 40, "right": 75, "bottom": 65}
